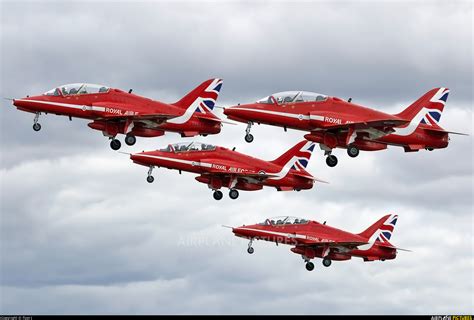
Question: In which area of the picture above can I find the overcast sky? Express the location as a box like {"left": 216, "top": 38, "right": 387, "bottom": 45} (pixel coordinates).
{"left": 1, "top": 0, "right": 473, "bottom": 315}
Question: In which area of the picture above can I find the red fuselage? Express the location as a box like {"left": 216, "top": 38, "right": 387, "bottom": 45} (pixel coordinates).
{"left": 13, "top": 89, "right": 221, "bottom": 138}
{"left": 233, "top": 220, "right": 397, "bottom": 262}
{"left": 224, "top": 97, "right": 448, "bottom": 151}
{"left": 130, "top": 146, "right": 314, "bottom": 192}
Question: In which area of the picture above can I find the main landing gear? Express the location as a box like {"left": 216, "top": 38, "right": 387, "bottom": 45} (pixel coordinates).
{"left": 229, "top": 189, "right": 239, "bottom": 200}
{"left": 146, "top": 166, "right": 155, "bottom": 183}
{"left": 347, "top": 145, "right": 360, "bottom": 158}
{"left": 125, "top": 134, "right": 137, "bottom": 146}
{"left": 32, "top": 112, "right": 41, "bottom": 131}
{"left": 110, "top": 139, "right": 121, "bottom": 151}
{"left": 213, "top": 190, "right": 223, "bottom": 200}
{"left": 109, "top": 134, "right": 137, "bottom": 150}
{"left": 322, "top": 257, "right": 332, "bottom": 267}
{"left": 244, "top": 122, "right": 254, "bottom": 143}
{"left": 325, "top": 154, "right": 338, "bottom": 167}
{"left": 247, "top": 239, "right": 254, "bottom": 254}
{"left": 212, "top": 189, "right": 239, "bottom": 200}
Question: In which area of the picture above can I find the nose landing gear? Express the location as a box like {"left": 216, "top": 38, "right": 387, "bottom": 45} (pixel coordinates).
{"left": 244, "top": 122, "right": 254, "bottom": 143}
{"left": 146, "top": 166, "right": 155, "bottom": 183}
{"left": 32, "top": 112, "right": 41, "bottom": 131}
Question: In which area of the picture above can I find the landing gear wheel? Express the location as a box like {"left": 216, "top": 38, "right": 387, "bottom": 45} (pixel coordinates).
{"left": 244, "top": 134, "right": 254, "bottom": 143}
{"left": 32, "top": 123, "right": 41, "bottom": 131}
{"left": 229, "top": 189, "right": 239, "bottom": 200}
{"left": 347, "top": 145, "right": 359, "bottom": 158}
{"left": 125, "top": 135, "right": 136, "bottom": 146}
{"left": 247, "top": 247, "right": 254, "bottom": 254}
{"left": 110, "top": 139, "right": 121, "bottom": 150}
{"left": 213, "top": 190, "right": 223, "bottom": 201}
{"left": 326, "top": 155, "right": 338, "bottom": 167}
{"left": 146, "top": 175, "right": 154, "bottom": 183}
{"left": 427, "top": 147, "right": 434, "bottom": 151}
{"left": 322, "top": 258, "right": 332, "bottom": 267}
{"left": 305, "top": 262, "right": 315, "bottom": 271}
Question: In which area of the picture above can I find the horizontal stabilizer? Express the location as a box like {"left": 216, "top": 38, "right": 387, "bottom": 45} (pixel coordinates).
{"left": 423, "top": 127, "right": 469, "bottom": 136}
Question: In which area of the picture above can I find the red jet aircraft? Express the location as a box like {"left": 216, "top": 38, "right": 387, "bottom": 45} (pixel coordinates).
{"left": 230, "top": 214, "right": 407, "bottom": 271}
{"left": 11, "top": 79, "right": 225, "bottom": 150}
{"left": 224, "top": 88, "right": 465, "bottom": 167}
{"left": 129, "top": 140, "right": 325, "bottom": 200}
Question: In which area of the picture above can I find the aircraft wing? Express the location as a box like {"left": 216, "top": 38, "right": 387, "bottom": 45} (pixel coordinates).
{"left": 199, "top": 159, "right": 278, "bottom": 179}
{"left": 292, "top": 171, "right": 329, "bottom": 184}
{"left": 311, "top": 118, "right": 408, "bottom": 131}
{"left": 91, "top": 102, "right": 178, "bottom": 122}
{"left": 194, "top": 114, "right": 238, "bottom": 125}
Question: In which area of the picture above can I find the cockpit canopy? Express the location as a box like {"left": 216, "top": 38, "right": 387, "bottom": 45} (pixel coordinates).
{"left": 44, "top": 83, "right": 110, "bottom": 96}
{"left": 258, "top": 216, "right": 310, "bottom": 226}
{"left": 160, "top": 141, "right": 216, "bottom": 153}
{"left": 257, "top": 91, "right": 327, "bottom": 104}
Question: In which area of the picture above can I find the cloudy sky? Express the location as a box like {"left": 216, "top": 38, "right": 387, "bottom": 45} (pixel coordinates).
{"left": 1, "top": 0, "right": 473, "bottom": 315}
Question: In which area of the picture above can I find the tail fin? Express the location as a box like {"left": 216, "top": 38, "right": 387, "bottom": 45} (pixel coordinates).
{"left": 358, "top": 214, "right": 398, "bottom": 244}
{"left": 172, "top": 78, "right": 222, "bottom": 112}
{"left": 270, "top": 140, "right": 316, "bottom": 171}
{"left": 395, "top": 88, "right": 449, "bottom": 128}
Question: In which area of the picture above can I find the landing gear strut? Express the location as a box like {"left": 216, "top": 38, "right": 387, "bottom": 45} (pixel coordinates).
{"left": 322, "top": 257, "right": 332, "bottom": 267}
{"left": 146, "top": 166, "right": 154, "bottom": 183}
{"left": 229, "top": 189, "right": 239, "bottom": 200}
{"left": 244, "top": 122, "right": 254, "bottom": 143}
{"left": 125, "top": 134, "right": 137, "bottom": 146}
{"left": 110, "top": 138, "right": 121, "bottom": 151}
{"left": 213, "top": 190, "right": 223, "bottom": 201}
{"left": 247, "top": 238, "right": 254, "bottom": 254}
{"left": 347, "top": 145, "right": 359, "bottom": 158}
{"left": 32, "top": 112, "right": 41, "bottom": 131}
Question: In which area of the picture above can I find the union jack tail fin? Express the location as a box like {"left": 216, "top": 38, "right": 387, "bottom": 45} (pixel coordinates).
{"left": 270, "top": 140, "right": 316, "bottom": 171}
{"left": 394, "top": 88, "right": 449, "bottom": 129}
{"left": 358, "top": 214, "right": 398, "bottom": 244}
{"left": 172, "top": 78, "right": 223, "bottom": 115}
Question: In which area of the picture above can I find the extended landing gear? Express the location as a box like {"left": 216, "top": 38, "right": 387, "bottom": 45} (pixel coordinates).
{"left": 347, "top": 145, "right": 359, "bottom": 158}
{"left": 146, "top": 166, "right": 154, "bottom": 183}
{"left": 305, "top": 261, "right": 315, "bottom": 271}
{"left": 322, "top": 257, "right": 332, "bottom": 267}
{"left": 32, "top": 112, "right": 41, "bottom": 131}
{"left": 247, "top": 239, "right": 254, "bottom": 254}
{"left": 125, "top": 134, "right": 136, "bottom": 146}
{"left": 244, "top": 122, "right": 254, "bottom": 143}
{"left": 110, "top": 139, "right": 121, "bottom": 151}
{"left": 229, "top": 189, "right": 239, "bottom": 200}
{"left": 213, "top": 190, "right": 223, "bottom": 201}
{"left": 325, "top": 154, "right": 338, "bottom": 167}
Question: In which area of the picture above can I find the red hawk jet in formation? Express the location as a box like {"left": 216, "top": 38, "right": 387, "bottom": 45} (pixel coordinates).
{"left": 11, "top": 79, "right": 225, "bottom": 150}
{"left": 224, "top": 88, "right": 465, "bottom": 167}
{"left": 129, "top": 140, "right": 326, "bottom": 200}
{"left": 230, "top": 214, "right": 408, "bottom": 271}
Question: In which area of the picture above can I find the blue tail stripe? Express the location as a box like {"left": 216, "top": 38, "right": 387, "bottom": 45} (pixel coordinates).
{"left": 439, "top": 92, "right": 449, "bottom": 102}
{"left": 214, "top": 83, "right": 222, "bottom": 92}
{"left": 429, "top": 111, "right": 441, "bottom": 122}
{"left": 298, "top": 159, "right": 308, "bottom": 168}
{"left": 382, "top": 231, "right": 392, "bottom": 240}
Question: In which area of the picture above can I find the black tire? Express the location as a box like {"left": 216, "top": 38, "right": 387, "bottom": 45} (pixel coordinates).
{"left": 229, "top": 189, "right": 239, "bottom": 200}
{"left": 244, "top": 134, "right": 254, "bottom": 143}
{"left": 322, "top": 258, "right": 332, "bottom": 267}
{"left": 247, "top": 247, "right": 254, "bottom": 254}
{"left": 347, "top": 145, "right": 359, "bottom": 158}
{"left": 326, "top": 155, "right": 338, "bottom": 167}
{"left": 146, "top": 175, "right": 154, "bottom": 183}
{"left": 125, "top": 135, "right": 137, "bottom": 146}
{"left": 427, "top": 147, "right": 434, "bottom": 151}
{"left": 213, "top": 190, "right": 223, "bottom": 200}
{"left": 33, "top": 123, "right": 41, "bottom": 131}
{"left": 110, "top": 139, "right": 121, "bottom": 150}
{"left": 305, "top": 262, "right": 315, "bottom": 271}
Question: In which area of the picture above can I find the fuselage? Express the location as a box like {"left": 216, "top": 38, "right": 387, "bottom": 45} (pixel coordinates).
{"left": 233, "top": 219, "right": 397, "bottom": 261}
{"left": 13, "top": 86, "right": 221, "bottom": 137}
{"left": 224, "top": 96, "right": 448, "bottom": 150}
{"left": 130, "top": 145, "right": 314, "bottom": 191}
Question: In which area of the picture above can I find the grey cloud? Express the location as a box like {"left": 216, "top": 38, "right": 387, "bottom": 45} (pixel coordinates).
{"left": 1, "top": 0, "right": 473, "bottom": 315}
